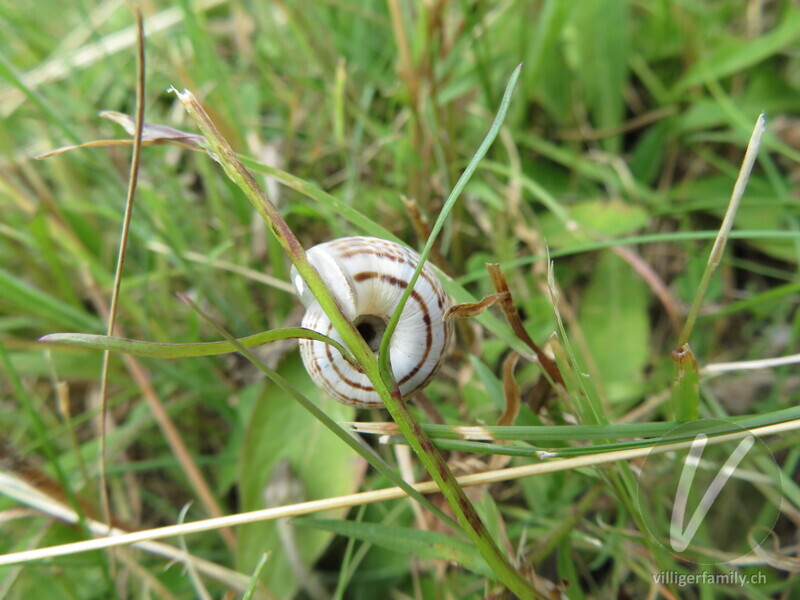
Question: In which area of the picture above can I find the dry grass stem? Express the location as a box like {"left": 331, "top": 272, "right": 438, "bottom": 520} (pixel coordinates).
{"left": 2, "top": 418, "right": 797, "bottom": 568}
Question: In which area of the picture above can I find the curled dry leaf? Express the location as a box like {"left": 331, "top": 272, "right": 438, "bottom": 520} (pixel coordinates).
{"left": 35, "top": 110, "right": 207, "bottom": 160}
{"left": 476, "top": 352, "right": 522, "bottom": 472}
{"left": 445, "top": 264, "right": 564, "bottom": 413}
{"left": 498, "top": 352, "right": 521, "bottom": 427}
{"left": 444, "top": 292, "right": 509, "bottom": 320}
{"left": 485, "top": 263, "right": 564, "bottom": 387}
{"left": 100, "top": 110, "right": 207, "bottom": 147}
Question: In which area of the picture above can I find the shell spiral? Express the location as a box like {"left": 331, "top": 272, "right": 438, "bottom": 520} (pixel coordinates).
{"left": 291, "top": 236, "right": 452, "bottom": 407}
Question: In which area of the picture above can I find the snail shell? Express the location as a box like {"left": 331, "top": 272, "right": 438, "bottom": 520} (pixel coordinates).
{"left": 291, "top": 236, "right": 452, "bottom": 407}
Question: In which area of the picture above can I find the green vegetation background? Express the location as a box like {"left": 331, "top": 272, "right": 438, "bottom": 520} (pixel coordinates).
{"left": 1, "top": 1, "right": 799, "bottom": 598}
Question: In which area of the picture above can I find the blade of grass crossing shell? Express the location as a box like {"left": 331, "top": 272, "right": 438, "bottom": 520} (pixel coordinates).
{"left": 40, "top": 329, "right": 357, "bottom": 364}
{"left": 176, "top": 294, "right": 458, "bottom": 529}
{"left": 378, "top": 64, "right": 523, "bottom": 382}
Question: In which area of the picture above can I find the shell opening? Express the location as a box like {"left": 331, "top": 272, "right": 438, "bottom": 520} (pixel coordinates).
{"left": 354, "top": 314, "right": 387, "bottom": 353}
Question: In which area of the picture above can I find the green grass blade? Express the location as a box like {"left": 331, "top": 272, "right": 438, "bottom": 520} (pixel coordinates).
{"left": 670, "top": 344, "right": 701, "bottom": 421}
{"left": 296, "top": 519, "right": 493, "bottom": 578}
{"left": 242, "top": 553, "right": 269, "bottom": 600}
{"left": 377, "top": 63, "right": 523, "bottom": 379}
{"left": 678, "top": 9, "right": 800, "bottom": 91}
{"left": 0, "top": 339, "right": 114, "bottom": 587}
{"left": 39, "top": 328, "right": 356, "bottom": 364}
{"left": 176, "top": 294, "right": 458, "bottom": 531}
{"left": 0, "top": 268, "right": 101, "bottom": 332}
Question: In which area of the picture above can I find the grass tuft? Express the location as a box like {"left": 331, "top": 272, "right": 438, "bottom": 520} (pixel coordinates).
{"left": 2, "top": 1, "right": 799, "bottom": 598}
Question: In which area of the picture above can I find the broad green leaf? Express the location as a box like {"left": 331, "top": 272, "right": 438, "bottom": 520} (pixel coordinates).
{"left": 577, "top": 253, "right": 649, "bottom": 404}
{"left": 296, "top": 518, "right": 494, "bottom": 578}
{"left": 467, "top": 354, "right": 505, "bottom": 410}
{"left": 629, "top": 120, "right": 670, "bottom": 185}
{"left": 537, "top": 199, "right": 650, "bottom": 249}
{"left": 236, "top": 354, "right": 357, "bottom": 599}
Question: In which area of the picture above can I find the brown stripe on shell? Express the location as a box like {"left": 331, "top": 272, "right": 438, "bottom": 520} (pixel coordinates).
{"left": 324, "top": 330, "right": 374, "bottom": 392}
{"left": 351, "top": 271, "right": 434, "bottom": 386}
{"left": 296, "top": 237, "right": 452, "bottom": 408}
{"left": 337, "top": 244, "right": 443, "bottom": 304}
{"left": 300, "top": 321, "right": 381, "bottom": 407}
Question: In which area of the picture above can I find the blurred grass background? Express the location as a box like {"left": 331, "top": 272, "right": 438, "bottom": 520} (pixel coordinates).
{"left": 1, "top": 0, "right": 800, "bottom": 598}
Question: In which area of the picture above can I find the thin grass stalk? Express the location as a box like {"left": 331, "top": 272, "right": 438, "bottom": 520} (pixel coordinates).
{"left": 90, "top": 12, "right": 236, "bottom": 551}
{"left": 545, "top": 255, "right": 678, "bottom": 572}
{"left": 3, "top": 417, "right": 798, "bottom": 567}
{"left": 0, "top": 474, "right": 266, "bottom": 596}
{"left": 678, "top": 113, "right": 766, "bottom": 346}
{"left": 61, "top": 246, "right": 238, "bottom": 549}
{"left": 97, "top": 7, "right": 145, "bottom": 542}
{"left": 41, "top": 328, "right": 358, "bottom": 362}
{"left": 454, "top": 229, "right": 800, "bottom": 284}
{"left": 345, "top": 404, "right": 800, "bottom": 441}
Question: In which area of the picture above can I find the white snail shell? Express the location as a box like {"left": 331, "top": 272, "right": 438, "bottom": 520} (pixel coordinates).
{"left": 291, "top": 236, "right": 452, "bottom": 408}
